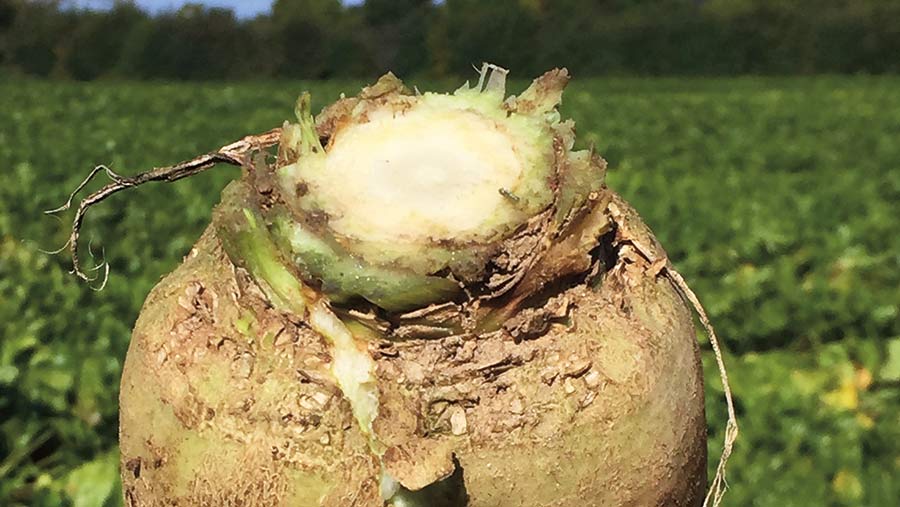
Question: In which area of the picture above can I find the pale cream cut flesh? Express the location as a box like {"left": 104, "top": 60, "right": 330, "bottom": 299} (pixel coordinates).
{"left": 308, "top": 105, "right": 525, "bottom": 243}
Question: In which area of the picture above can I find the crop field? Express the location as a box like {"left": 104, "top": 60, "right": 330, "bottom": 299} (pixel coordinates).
{"left": 1, "top": 76, "right": 898, "bottom": 506}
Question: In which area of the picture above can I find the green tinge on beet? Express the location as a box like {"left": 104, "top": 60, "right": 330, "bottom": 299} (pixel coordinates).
{"left": 215, "top": 180, "right": 461, "bottom": 313}
{"left": 268, "top": 212, "right": 461, "bottom": 313}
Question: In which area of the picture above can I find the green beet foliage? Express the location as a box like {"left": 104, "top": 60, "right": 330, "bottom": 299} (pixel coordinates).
{"left": 1, "top": 76, "right": 898, "bottom": 506}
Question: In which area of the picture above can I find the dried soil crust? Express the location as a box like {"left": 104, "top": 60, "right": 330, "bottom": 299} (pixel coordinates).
{"left": 119, "top": 192, "right": 706, "bottom": 507}
{"left": 374, "top": 195, "right": 706, "bottom": 507}
{"left": 120, "top": 230, "right": 382, "bottom": 506}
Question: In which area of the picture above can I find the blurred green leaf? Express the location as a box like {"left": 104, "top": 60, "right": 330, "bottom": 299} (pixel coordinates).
{"left": 64, "top": 450, "right": 118, "bottom": 507}
{"left": 881, "top": 338, "right": 900, "bottom": 381}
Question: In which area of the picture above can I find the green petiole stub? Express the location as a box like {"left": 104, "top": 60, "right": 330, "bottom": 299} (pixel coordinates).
{"left": 214, "top": 181, "right": 308, "bottom": 315}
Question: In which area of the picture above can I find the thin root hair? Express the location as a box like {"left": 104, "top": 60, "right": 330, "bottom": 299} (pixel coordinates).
{"left": 45, "top": 128, "right": 282, "bottom": 285}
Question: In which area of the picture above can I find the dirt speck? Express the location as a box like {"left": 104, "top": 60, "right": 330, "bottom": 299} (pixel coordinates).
{"left": 450, "top": 408, "right": 468, "bottom": 435}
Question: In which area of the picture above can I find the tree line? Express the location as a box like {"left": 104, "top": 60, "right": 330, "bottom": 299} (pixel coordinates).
{"left": 1, "top": 0, "right": 898, "bottom": 80}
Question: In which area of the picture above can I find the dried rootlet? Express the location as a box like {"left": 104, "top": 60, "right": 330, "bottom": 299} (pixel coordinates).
{"left": 54, "top": 66, "right": 736, "bottom": 507}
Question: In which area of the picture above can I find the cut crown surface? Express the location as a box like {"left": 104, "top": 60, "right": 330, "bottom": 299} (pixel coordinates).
{"left": 239, "top": 65, "right": 604, "bottom": 313}
{"left": 313, "top": 104, "right": 529, "bottom": 244}
{"left": 276, "top": 66, "right": 560, "bottom": 274}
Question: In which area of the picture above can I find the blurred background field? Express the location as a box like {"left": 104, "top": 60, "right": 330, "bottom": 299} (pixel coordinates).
{"left": 3, "top": 75, "right": 898, "bottom": 507}
{"left": 2, "top": 1, "right": 900, "bottom": 507}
